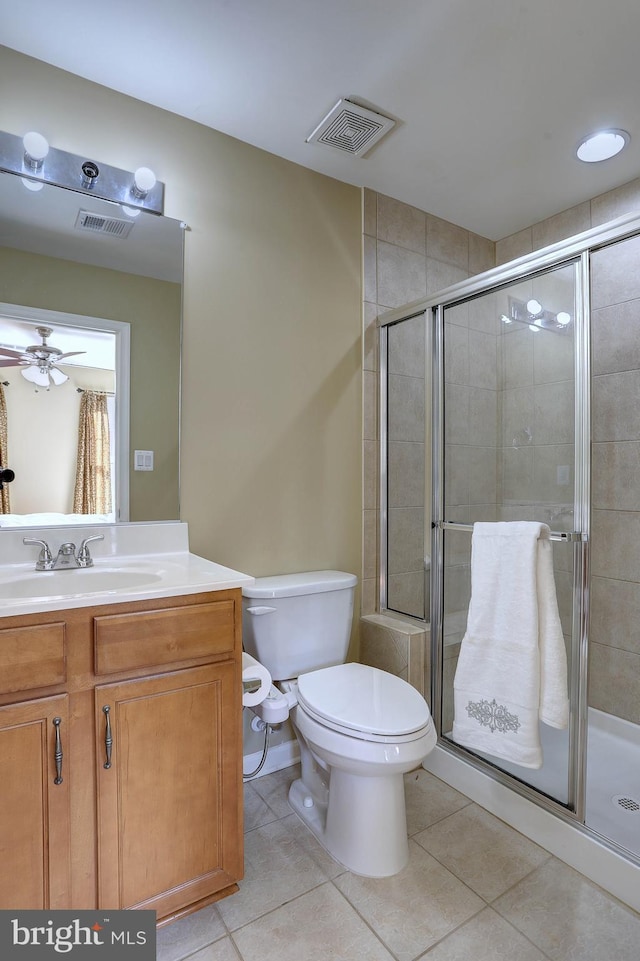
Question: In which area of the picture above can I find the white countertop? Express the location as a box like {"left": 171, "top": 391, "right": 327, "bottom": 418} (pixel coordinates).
{"left": 0, "top": 522, "right": 254, "bottom": 617}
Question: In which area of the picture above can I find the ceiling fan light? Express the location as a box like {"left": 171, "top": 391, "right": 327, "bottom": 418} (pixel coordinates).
{"left": 49, "top": 367, "right": 68, "bottom": 386}
{"left": 21, "top": 365, "right": 50, "bottom": 386}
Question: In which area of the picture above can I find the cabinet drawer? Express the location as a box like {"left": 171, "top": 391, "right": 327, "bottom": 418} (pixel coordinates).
{"left": 94, "top": 600, "right": 236, "bottom": 675}
{"left": 0, "top": 622, "right": 66, "bottom": 694}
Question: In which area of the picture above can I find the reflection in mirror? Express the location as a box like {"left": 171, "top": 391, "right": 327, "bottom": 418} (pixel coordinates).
{"left": 0, "top": 170, "right": 184, "bottom": 528}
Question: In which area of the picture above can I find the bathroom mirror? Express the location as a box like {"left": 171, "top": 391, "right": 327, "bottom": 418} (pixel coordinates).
{"left": 0, "top": 169, "right": 183, "bottom": 528}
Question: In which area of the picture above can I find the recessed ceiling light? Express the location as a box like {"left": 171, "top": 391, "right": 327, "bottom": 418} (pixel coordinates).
{"left": 576, "top": 129, "right": 630, "bottom": 163}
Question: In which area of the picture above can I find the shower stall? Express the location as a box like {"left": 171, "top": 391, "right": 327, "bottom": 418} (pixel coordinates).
{"left": 379, "top": 212, "right": 640, "bottom": 886}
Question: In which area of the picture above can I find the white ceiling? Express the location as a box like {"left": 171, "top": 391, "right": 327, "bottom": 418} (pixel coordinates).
{"left": 2, "top": 0, "right": 640, "bottom": 240}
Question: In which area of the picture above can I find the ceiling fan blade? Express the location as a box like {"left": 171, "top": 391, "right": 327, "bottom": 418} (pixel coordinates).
{"left": 0, "top": 347, "right": 26, "bottom": 359}
{"left": 57, "top": 350, "right": 86, "bottom": 360}
{"left": 0, "top": 358, "right": 23, "bottom": 367}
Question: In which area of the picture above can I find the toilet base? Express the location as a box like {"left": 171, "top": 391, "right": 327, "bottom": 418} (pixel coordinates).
{"left": 288, "top": 767, "right": 410, "bottom": 877}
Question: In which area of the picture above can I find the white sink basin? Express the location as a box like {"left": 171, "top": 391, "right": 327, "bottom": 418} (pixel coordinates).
{"left": 0, "top": 567, "right": 163, "bottom": 599}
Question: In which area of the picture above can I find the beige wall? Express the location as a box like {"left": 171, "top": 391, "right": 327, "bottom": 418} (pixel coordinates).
{"left": 0, "top": 245, "right": 180, "bottom": 520}
{"left": 0, "top": 48, "right": 362, "bottom": 589}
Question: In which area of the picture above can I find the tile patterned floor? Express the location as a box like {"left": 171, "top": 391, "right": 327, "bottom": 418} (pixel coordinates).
{"left": 157, "top": 765, "right": 640, "bottom": 961}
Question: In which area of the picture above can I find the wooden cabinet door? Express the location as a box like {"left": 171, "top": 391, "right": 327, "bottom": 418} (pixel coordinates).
{"left": 95, "top": 662, "right": 242, "bottom": 918}
{"left": 0, "top": 695, "right": 71, "bottom": 909}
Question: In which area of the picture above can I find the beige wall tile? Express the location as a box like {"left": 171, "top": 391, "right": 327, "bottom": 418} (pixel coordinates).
{"left": 591, "top": 575, "right": 640, "bottom": 655}
{"left": 495, "top": 227, "right": 533, "bottom": 265}
{"left": 363, "top": 440, "right": 378, "bottom": 510}
{"left": 363, "top": 509, "right": 377, "bottom": 580}
{"left": 592, "top": 300, "right": 640, "bottom": 375}
{"left": 363, "top": 301, "right": 379, "bottom": 372}
{"left": 363, "top": 187, "right": 377, "bottom": 237}
{"left": 388, "top": 440, "right": 425, "bottom": 507}
{"left": 500, "top": 447, "right": 535, "bottom": 504}
{"left": 361, "top": 576, "right": 376, "bottom": 615}
{"left": 444, "top": 321, "right": 470, "bottom": 385}
{"left": 501, "top": 386, "right": 534, "bottom": 448}
{"left": 592, "top": 370, "right": 640, "bottom": 442}
{"left": 377, "top": 194, "right": 426, "bottom": 253}
{"left": 468, "top": 447, "right": 498, "bottom": 505}
{"left": 388, "top": 507, "right": 425, "bottom": 574}
{"left": 469, "top": 233, "right": 496, "bottom": 274}
{"left": 533, "top": 380, "right": 574, "bottom": 445}
{"left": 468, "top": 290, "right": 499, "bottom": 334}
{"left": 589, "top": 642, "right": 640, "bottom": 724}
{"left": 444, "top": 444, "right": 470, "bottom": 508}
{"left": 445, "top": 383, "right": 471, "bottom": 445}
{"left": 468, "top": 329, "right": 497, "bottom": 389}
{"left": 427, "top": 215, "right": 469, "bottom": 269}
{"left": 468, "top": 389, "right": 497, "bottom": 446}
{"left": 532, "top": 445, "right": 574, "bottom": 505}
{"left": 531, "top": 202, "right": 591, "bottom": 250}
{"left": 426, "top": 257, "right": 468, "bottom": 295}
{"left": 387, "top": 572, "right": 425, "bottom": 619}
{"left": 388, "top": 311, "right": 425, "bottom": 377}
{"left": 363, "top": 234, "right": 377, "bottom": 304}
{"left": 591, "top": 233, "right": 640, "bottom": 309}
{"left": 377, "top": 240, "right": 426, "bottom": 308}
{"left": 500, "top": 326, "right": 534, "bottom": 389}
{"left": 591, "top": 176, "right": 640, "bottom": 227}
{"left": 363, "top": 369, "right": 378, "bottom": 441}
{"left": 593, "top": 442, "right": 640, "bottom": 510}
{"left": 533, "top": 328, "right": 574, "bottom": 385}
{"left": 388, "top": 373, "right": 425, "bottom": 442}
{"left": 591, "top": 509, "right": 640, "bottom": 581}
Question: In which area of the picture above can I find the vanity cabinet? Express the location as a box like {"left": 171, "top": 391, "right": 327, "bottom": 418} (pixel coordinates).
{"left": 0, "top": 588, "right": 243, "bottom": 923}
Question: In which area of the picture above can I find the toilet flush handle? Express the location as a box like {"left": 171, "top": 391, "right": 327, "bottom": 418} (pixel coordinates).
{"left": 245, "top": 606, "right": 277, "bottom": 616}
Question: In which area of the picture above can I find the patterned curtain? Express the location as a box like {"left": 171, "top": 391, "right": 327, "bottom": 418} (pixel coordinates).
{"left": 0, "top": 384, "right": 9, "bottom": 514}
{"left": 73, "top": 391, "right": 112, "bottom": 514}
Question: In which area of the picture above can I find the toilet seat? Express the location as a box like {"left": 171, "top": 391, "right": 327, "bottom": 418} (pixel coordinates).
{"left": 297, "top": 662, "right": 433, "bottom": 744}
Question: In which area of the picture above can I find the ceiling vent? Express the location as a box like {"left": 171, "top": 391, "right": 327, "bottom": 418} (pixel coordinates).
{"left": 306, "top": 99, "right": 396, "bottom": 157}
{"left": 74, "top": 210, "right": 134, "bottom": 238}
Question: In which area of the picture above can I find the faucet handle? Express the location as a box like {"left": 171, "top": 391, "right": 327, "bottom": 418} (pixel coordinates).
{"left": 78, "top": 533, "right": 104, "bottom": 568}
{"left": 23, "top": 537, "right": 54, "bottom": 571}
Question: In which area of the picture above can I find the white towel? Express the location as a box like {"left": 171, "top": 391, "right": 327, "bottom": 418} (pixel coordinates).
{"left": 452, "top": 522, "right": 569, "bottom": 769}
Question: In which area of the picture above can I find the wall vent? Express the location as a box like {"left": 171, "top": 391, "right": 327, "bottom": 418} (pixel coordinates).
{"left": 306, "top": 99, "right": 396, "bottom": 157}
{"left": 74, "top": 210, "right": 134, "bottom": 238}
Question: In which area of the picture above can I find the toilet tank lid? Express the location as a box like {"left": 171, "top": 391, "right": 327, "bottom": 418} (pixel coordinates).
{"left": 242, "top": 570, "right": 357, "bottom": 599}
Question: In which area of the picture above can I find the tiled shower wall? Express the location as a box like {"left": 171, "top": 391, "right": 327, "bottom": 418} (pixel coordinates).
{"left": 363, "top": 176, "right": 640, "bottom": 723}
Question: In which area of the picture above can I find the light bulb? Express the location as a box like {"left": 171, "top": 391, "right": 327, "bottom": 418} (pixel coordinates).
{"left": 526, "top": 299, "right": 542, "bottom": 316}
{"left": 556, "top": 311, "right": 571, "bottom": 326}
{"left": 132, "top": 166, "right": 156, "bottom": 198}
{"left": 23, "top": 131, "right": 49, "bottom": 169}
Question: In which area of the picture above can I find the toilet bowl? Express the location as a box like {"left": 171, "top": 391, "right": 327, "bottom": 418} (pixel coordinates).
{"left": 288, "top": 662, "right": 436, "bottom": 876}
{"left": 241, "top": 571, "right": 437, "bottom": 877}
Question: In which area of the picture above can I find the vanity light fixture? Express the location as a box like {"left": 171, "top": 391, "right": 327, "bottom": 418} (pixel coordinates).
{"left": 0, "top": 129, "right": 164, "bottom": 214}
{"left": 576, "top": 129, "right": 630, "bottom": 163}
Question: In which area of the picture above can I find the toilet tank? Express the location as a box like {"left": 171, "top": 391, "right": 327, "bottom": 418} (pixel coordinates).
{"left": 242, "top": 571, "right": 357, "bottom": 680}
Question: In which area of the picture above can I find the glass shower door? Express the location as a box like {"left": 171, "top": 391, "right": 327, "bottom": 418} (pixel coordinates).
{"left": 436, "top": 260, "right": 582, "bottom": 807}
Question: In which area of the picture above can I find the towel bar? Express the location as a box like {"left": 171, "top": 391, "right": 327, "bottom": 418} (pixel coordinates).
{"left": 437, "top": 521, "right": 583, "bottom": 543}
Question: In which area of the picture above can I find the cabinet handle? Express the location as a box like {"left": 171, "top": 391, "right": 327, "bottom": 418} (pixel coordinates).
{"left": 53, "top": 716, "right": 63, "bottom": 785}
{"left": 102, "top": 705, "right": 112, "bottom": 769}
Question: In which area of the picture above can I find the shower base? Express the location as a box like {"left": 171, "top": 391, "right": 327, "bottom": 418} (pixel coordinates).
{"left": 444, "top": 707, "right": 639, "bottom": 857}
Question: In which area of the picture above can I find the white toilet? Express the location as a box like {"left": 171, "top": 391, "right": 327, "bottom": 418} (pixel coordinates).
{"left": 242, "top": 570, "right": 437, "bottom": 877}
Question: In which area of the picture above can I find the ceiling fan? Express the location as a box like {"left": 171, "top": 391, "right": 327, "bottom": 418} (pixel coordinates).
{"left": 0, "top": 326, "right": 85, "bottom": 388}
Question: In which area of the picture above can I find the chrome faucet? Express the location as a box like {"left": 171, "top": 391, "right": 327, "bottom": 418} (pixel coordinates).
{"left": 24, "top": 533, "right": 104, "bottom": 571}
